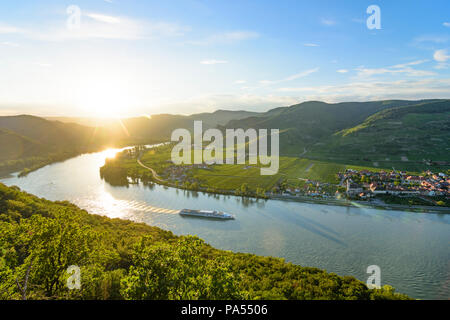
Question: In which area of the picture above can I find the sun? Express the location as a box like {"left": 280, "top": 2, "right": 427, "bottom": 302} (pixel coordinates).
{"left": 76, "top": 78, "right": 131, "bottom": 118}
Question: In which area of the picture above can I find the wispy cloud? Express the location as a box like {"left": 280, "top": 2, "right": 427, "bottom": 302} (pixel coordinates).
{"left": 259, "top": 68, "right": 319, "bottom": 85}
{"left": 303, "top": 43, "right": 319, "bottom": 47}
{"left": 434, "top": 49, "right": 450, "bottom": 69}
{"left": 355, "top": 60, "right": 435, "bottom": 78}
{"left": 201, "top": 59, "right": 228, "bottom": 65}
{"left": 443, "top": 22, "right": 450, "bottom": 27}
{"left": 187, "top": 31, "right": 259, "bottom": 45}
{"left": 35, "top": 62, "right": 52, "bottom": 68}
{"left": 390, "top": 59, "right": 429, "bottom": 68}
{"left": 85, "top": 13, "right": 121, "bottom": 24}
{"left": 277, "top": 78, "right": 450, "bottom": 101}
{"left": 320, "top": 18, "right": 336, "bottom": 26}
{"left": 351, "top": 18, "right": 365, "bottom": 24}
{"left": 0, "top": 23, "right": 24, "bottom": 34}
{"left": 159, "top": 93, "right": 300, "bottom": 113}
{"left": 337, "top": 69, "right": 348, "bottom": 73}
{"left": 434, "top": 63, "right": 449, "bottom": 70}
{"left": 2, "top": 13, "right": 189, "bottom": 41}
{"left": 1, "top": 41, "right": 19, "bottom": 47}
{"left": 412, "top": 34, "right": 449, "bottom": 48}
{"left": 159, "top": 78, "right": 450, "bottom": 113}
{"left": 433, "top": 49, "right": 450, "bottom": 62}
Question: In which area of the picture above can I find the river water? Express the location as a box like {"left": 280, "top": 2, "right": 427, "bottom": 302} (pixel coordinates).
{"left": 1, "top": 148, "right": 449, "bottom": 299}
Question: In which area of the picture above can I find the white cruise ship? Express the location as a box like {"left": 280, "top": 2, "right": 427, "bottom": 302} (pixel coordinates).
{"left": 179, "top": 209, "right": 235, "bottom": 220}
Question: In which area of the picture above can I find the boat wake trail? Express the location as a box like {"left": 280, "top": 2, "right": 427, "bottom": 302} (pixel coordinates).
{"left": 126, "top": 200, "right": 179, "bottom": 214}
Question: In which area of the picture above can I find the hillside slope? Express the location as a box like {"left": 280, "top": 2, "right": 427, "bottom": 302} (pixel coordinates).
{"left": 2, "top": 100, "right": 448, "bottom": 174}
{"left": 0, "top": 129, "right": 49, "bottom": 161}
{"left": 0, "top": 110, "right": 264, "bottom": 175}
{"left": 223, "top": 100, "right": 440, "bottom": 155}
{"left": 0, "top": 115, "right": 135, "bottom": 175}
{"left": 307, "top": 100, "right": 450, "bottom": 170}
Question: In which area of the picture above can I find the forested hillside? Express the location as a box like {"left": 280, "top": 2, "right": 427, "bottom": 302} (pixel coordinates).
{"left": 0, "top": 183, "right": 410, "bottom": 300}
{"left": 0, "top": 111, "right": 260, "bottom": 176}
{"left": 306, "top": 100, "right": 450, "bottom": 171}
{"left": 2, "top": 100, "right": 448, "bottom": 176}
{"left": 0, "top": 115, "right": 167, "bottom": 176}
{"left": 222, "top": 99, "right": 450, "bottom": 171}
{"left": 223, "top": 100, "right": 444, "bottom": 155}
{"left": 0, "top": 116, "right": 116, "bottom": 175}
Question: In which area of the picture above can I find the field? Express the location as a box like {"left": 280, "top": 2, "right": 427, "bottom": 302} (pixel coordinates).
{"left": 102, "top": 137, "right": 447, "bottom": 196}
{"left": 306, "top": 109, "right": 450, "bottom": 172}
{"left": 133, "top": 145, "right": 407, "bottom": 193}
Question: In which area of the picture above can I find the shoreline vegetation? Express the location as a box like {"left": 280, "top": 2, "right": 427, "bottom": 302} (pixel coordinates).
{"left": 0, "top": 182, "right": 411, "bottom": 300}
{"left": 99, "top": 144, "right": 449, "bottom": 214}
{"left": 0, "top": 141, "right": 164, "bottom": 178}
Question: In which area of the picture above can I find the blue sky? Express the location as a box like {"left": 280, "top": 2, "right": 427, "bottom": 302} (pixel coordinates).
{"left": 0, "top": 0, "right": 449, "bottom": 117}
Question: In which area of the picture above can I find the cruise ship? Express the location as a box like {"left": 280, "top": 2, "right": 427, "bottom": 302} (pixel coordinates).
{"left": 179, "top": 209, "right": 235, "bottom": 220}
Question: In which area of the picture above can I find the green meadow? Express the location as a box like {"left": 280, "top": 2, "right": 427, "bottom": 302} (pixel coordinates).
{"left": 130, "top": 144, "right": 404, "bottom": 193}
{"left": 102, "top": 139, "right": 438, "bottom": 196}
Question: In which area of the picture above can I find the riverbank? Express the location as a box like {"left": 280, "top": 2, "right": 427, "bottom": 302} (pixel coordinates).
{"left": 270, "top": 194, "right": 450, "bottom": 213}
{"left": 2, "top": 182, "right": 414, "bottom": 300}
{"left": 133, "top": 154, "right": 449, "bottom": 214}
{"left": 0, "top": 140, "right": 165, "bottom": 178}
{"left": 3, "top": 147, "right": 449, "bottom": 299}
{"left": 95, "top": 145, "right": 450, "bottom": 214}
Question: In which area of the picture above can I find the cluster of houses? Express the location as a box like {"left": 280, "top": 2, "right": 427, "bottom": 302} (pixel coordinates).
{"left": 162, "top": 163, "right": 210, "bottom": 184}
{"left": 340, "top": 169, "right": 449, "bottom": 199}
{"left": 275, "top": 180, "right": 332, "bottom": 198}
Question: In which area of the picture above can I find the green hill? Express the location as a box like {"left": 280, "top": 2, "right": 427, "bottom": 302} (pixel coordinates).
{"left": 0, "top": 115, "right": 136, "bottom": 175}
{"left": 100, "top": 110, "right": 264, "bottom": 141}
{"left": 0, "top": 111, "right": 263, "bottom": 175}
{"left": 221, "top": 99, "right": 449, "bottom": 171}
{"left": 224, "top": 100, "right": 442, "bottom": 155}
{"left": 306, "top": 100, "right": 450, "bottom": 171}
{"left": 0, "top": 183, "right": 410, "bottom": 300}
{"left": 2, "top": 100, "right": 449, "bottom": 175}
{"left": 0, "top": 129, "right": 49, "bottom": 161}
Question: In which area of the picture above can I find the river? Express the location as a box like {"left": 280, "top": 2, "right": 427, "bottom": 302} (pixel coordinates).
{"left": 1, "top": 147, "right": 449, "bottom": 299}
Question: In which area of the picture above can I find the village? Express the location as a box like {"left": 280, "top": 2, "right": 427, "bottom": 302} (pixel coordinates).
{"left": 127, "top": 143, "right": 450, "bottom": 208}
{"left": 339, "top": 169, "right": 449, "bottom": 198}
{"left": 161, "top": 161, "right": 450, "bottom": 201}
{"left": 254, "top": 168, "right": 450, "bottom": 208}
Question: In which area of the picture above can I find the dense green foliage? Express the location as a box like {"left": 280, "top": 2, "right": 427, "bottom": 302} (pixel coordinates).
{"left": 224, "top": 99, "right": 450, "bottom": 171}
{"left": 0, "top": 183, "right": 410, "bottom": 300}
{"left": 309, "top": 101, "right": 450, "bottom": 171}
{"left": 0, "top": 115, "right": 159, "bottom": 176}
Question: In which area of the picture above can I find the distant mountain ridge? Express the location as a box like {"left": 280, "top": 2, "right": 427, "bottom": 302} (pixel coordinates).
{"left": 1, "top": 99, "right": 449, "bottom": 174}
{"left": 0, "top": 110, "right": 264, "bottom": 174}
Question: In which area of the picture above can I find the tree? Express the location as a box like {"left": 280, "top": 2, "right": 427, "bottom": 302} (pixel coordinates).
{"left": 256, "top": 188, "right": 266, "bottom": 198}
{"left": 121, "top": 236, "right": 243, "bottom": 300}
{"left": 190, "top": 182, "right": 199, "bottom": 191}
{"left": 240, "top": 183, "right": 249, "bottom": 195}
{"left": 0, "top": 210, "right": 100, "bottom": 298}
